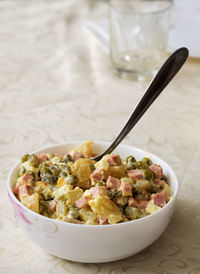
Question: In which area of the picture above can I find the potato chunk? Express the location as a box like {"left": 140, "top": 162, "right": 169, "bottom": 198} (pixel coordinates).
{"left": 89, "top": 196, "right": 122, "bottom": 224}
{"left": 53, "top": 184, "right": 72, "bottom": 201}
{"left": 163, "top": 182, "right": 170, "bottom": 196}
{"left": 56, "top": 201, "right": 68, "bottom": 219}
{"left": 105, "top": 166, "right": 126, "bottom": 179}
{"left": 134, "top": 180, "right": 152, "bottom": 194}
{"left": 79, "top": 208, "right": 98, "bottom": 225}
{"left": 20, "top": 193, "right": 39, "bottom": 213}
{"left": 73, "top": 141, "right": 93, "bottom": 157}
{"left": 65, "top": 187, "right": 84, "bottom": 206}
{"left": 56, "top": 177, "right": 66, "bottom": 188}
{"left": 95, "top": 155, "right": 110, "bottom": 171}
{"left": 72, "top": 158, "right": 94, "bottom": 188}
{"left": 145, "top": 200, "right": 161, "bottom": 214}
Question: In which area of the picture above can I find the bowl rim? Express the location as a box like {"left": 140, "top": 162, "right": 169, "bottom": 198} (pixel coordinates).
{"left": 7, "top": 141, "right": 179, "bottom": 229}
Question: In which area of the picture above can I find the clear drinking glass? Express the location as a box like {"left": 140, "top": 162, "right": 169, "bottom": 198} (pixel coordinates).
{"left": 109, "top": 0, "right": 173, "bottom": 80}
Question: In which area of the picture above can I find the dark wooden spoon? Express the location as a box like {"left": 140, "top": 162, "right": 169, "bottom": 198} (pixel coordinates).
{"left": 93, "top": 47, "right": 189, "bottom": 161}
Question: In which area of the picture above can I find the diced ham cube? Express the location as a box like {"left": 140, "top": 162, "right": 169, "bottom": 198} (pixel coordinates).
{"left": 13, "top": 174, "right": 34, "bottom": 195}
{"left": 39, "top": 154, "right": 49, "bottom": 162}
{"left": 46, "top": 161, "right": 51, "bottom": 167}
{"left": 91, "top": 186, "right": 107, "bottom": 197}
{"left": 13, "top": 181, "right": 23, "bottom": 195}
{"left": 138, "top": 200, "right": 148, "bottom": 210}
{"left": 106, "top": 176, "right": 121, "bottom": 191}
{"left": 153, "top": 179, "right": 165, "bottom": 187}
{"left": 49, "top": 201, "right": 57, "bottom": 214}
{"left": 128, "top": 197, "right": 148, "bottom": 210}
{"left": 98, "top": 217, "right": 108, "bottom": 225}
{"left": 69, "top": 151, "right": 84, "bottom": 161}
{"left": 19, "top": 184, "right": 33, "bottom": 197}
{"left": 152, "top": 190, "right": 168, "bottom": 207}
{"left": 120, "top": 180, "right": 132, "bottom": 196}
{"left": 90, "top": 168, "right": 104, "bottom": 183}
{"left": 22, "top": 173, "right": 34, "bottom": 184}
{"left": 128, "top": 197, "right": 139, "bottom": 207}
{"left": 150, "top": 164, "right": 163, "bottom": 179}
{"left": 75, "top": 196, "right": 88, "bottom": 208}
{"left": 127, "top": 169, "right": 143, "bottom": 181}
{"left": 107, "top": 154, "right": 122, "bottom": 166}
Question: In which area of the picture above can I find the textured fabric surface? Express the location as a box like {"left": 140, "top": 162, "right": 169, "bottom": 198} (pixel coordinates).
{"left": 0, "top": 0, "right": 200, "bottom": 273}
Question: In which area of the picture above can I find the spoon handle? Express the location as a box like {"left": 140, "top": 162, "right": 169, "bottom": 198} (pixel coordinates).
{"left": 94, "top": 47, "right": 189, "bottom": 161}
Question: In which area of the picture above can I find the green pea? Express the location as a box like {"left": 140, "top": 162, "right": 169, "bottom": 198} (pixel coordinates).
{"left": 107, "top": 190, "right": 115, "bottom": 200}
{"left": 49, "top": 164, "right": 60, "bottom": 176}
{"left": 124, "top": 206, "right": 139, "bottom": 220}
{"left": 161, "top": 175, "right": 168, "bottom": 182}
{"left": 119, "top": 217, "right": 129, "bottom": 223}
{"left": 89, "top": 163, "right": 95, "bottom": 172}
{"left": 143, "top": 169, "right": 153, "bottom": 180}
{"left": 40, "top": 164, "right": 52, "bottom": 175}
{"left": 141, "top": 157, "right": 152, "bottom": 165}
{"left": 27, "top": 171, "right": 35, "bottom": 179}
{"left": 51, "top": 175, "right": 58, "bottom": 184}
{"left": 19, "top": 166, "right": 26, "bottom": 176}
{"left": 68, "top": 207, "right": 79, "bottom": 219}
{"left": 41, "top": 173, "right": 57, "bottom": 184}
{"left": 59, "top": 172, "right": 68, "bottom": 178}
{"left": 126, "top": 155, "right": 136, "bottom": 163}
{"left": 51, "top": 156, "right": 63, "bottom": 163}
{"left": 21, "top": 154, "right": 30, "bottom": 163}
{"left": 114, "top": 190, "right": 122, "bottom": 198}
{"left": 133, "top": 161, "right": 149, "bottom": 170}
{"left": 151, "top": 184, "right": 161, "bottom": 193}
{"left": 127, "top": 161, "right": 134, "bottom": 170}
{"left": 41, "top": 173, "right": 49, "bottom": 182}
{"left": 29, "top": 154, "right": 40, "bottom": 167}
{"left": 96, "top": 181, "right": 106, "bottom": 186}
{"left": 65, "top": 175, "right": 77, "bottom": 186}
{"left": 60, "top": 165, "right": 71, "bottom": 175}
{"left": 115, "top": 196, "right": 128, "bottom": 207}
{"left": 62, "top": 154, "right": 72, "bottom": 163}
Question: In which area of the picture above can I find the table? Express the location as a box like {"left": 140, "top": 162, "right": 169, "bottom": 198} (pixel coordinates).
{"left": 0, "top": 1, "right": 200, "bottom": 273}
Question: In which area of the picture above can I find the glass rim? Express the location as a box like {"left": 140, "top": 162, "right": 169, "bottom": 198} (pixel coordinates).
{"left": 110, "top": 0, "right": 173, "bottom": 15}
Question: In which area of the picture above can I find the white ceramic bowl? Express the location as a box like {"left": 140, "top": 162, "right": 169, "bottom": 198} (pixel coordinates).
{"left": 7, "top": 142, "right": 178, "bottom": 263}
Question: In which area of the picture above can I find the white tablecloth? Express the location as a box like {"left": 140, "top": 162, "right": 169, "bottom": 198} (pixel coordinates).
{"left": 0, "top": 1, "right": 200, "bottom": 273}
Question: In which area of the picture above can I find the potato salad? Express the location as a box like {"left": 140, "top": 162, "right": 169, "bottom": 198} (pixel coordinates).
{"left": 14, "top": 141, "right": 171, "bottom": 225}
